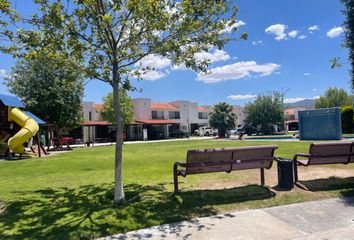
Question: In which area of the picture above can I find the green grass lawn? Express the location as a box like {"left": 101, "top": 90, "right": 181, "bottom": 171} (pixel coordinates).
{"left": 0, "top": 140, "right": 353, "bottom": 239}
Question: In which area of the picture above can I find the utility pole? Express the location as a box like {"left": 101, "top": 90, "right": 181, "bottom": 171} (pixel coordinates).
{"left": 280, "top": 88, "right": 290, "bottom": 134}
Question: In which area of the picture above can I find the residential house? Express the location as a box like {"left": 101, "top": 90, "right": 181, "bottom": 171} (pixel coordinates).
{"left": 129, "top": 99, "right": 212, "bottom": 140}
{"left": 78, "top": 98, "right": 245, "bottom": 142}
{"left": 284, "top": 100, "right": 315, "bottom": 131}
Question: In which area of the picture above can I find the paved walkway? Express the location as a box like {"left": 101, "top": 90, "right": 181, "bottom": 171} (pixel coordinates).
{"left": 102, "top": 197, "right": 354, "bottom": 240}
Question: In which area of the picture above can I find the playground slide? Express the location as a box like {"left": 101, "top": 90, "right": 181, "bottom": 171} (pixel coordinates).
{"left": 7, "top": 107, "right": 39, "bottom": 154}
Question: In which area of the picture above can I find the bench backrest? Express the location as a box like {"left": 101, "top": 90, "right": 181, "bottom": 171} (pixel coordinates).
{"left": 309, "top": 142, "right": 352, "bottom": 165}
{"left": 186, "top": 145, "right": 277, "bottom": 175}
{"left": 186, "top": 148, "right": 234, "bottom": 174}
{"left": 232, "top": 146, "right": 277, "bottom": 170}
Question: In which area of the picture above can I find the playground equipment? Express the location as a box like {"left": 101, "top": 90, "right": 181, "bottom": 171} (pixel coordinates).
{"left": 8, "top": 107, "right": 39, "bottom": 154}
{"left": 0, "top": 94, "right": 48, "bottom": 158}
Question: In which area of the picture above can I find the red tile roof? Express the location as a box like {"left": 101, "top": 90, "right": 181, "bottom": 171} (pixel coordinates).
{"left": 136, "top": 119, "right": 178, "bottom": 125}
{"left": 286, "top": 120, "right": 299, "bottom": 123}
{"left": 285, "top": 109, "right": 295, "bottom": 115}
{"left": 81, "top": 121, "right": 113, "bottom": 126}
{"left": 197, "top": 106, "right": 209, "bottom": 111}
{"left": 151, "top": 102, "right": 179, "bottom": 110}
{"left": 93, "top": 104, "right": 104, "bottom": 112}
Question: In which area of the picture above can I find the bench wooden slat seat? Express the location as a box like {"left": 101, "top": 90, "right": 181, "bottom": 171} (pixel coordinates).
{"left": 293, "top": 142, "right": 354, "bottom": 182}
{"left": 173, "top": 145, "right": 278, "bottom": 193}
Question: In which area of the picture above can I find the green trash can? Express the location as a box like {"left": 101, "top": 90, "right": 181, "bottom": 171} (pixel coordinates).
{"left": 277, "top": 158, "right": 294, "bottom": 189}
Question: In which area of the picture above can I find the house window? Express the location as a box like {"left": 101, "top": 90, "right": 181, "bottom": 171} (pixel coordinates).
{"left": 152, "top": 111, "right": 164, "bottom": 119}
{"left": 198, "top": 112, "right": 208, "bottom": 119}
{"left": 89, "top": 111, "right": 92, "bottom": 121}
{"left": 169, "top": 111, "right": 180, "bottom": 119}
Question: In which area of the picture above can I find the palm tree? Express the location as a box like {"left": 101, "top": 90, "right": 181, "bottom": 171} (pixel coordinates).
{"left": 209, "top": 102, "right": 237, "bottom": 138}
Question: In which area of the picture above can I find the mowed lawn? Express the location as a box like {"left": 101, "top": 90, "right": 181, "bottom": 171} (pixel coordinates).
{"left": 0, "top": 140, "right": 354, "bottom": 239}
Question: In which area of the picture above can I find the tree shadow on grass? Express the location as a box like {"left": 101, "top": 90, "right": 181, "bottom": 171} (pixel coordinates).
{"left": 0, "top": 184, "right": 274, "bottom": 240}
{"left": 300, "top": 176, "right": 354, "bottom": 206}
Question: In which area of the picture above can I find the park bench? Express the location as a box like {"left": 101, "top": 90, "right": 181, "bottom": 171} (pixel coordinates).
{"left": 173, "top": 145, "right": 278, "bottom": 193}
{"left": 293, "top": 141, "right": 354, "bottom": 182}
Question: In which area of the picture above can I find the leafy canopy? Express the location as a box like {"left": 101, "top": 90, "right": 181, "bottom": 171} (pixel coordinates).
{"left": 341, "top": 105, "right": 354, "bottom": 133}
{"left": 245, "top": 92, "right": 283, "bottom": 135}
{"left": 100, "top": 91, "right": 133, "bottom": 125}
{"left": 5, "top": 54, "right": 84, "bottom": 131}
{"left": 315, "top": 87, "right": 353, "bottom": 109}
{"left": 1, "top": 0, "right": 247, "bottom": 85}
{"left": 341, "top": 0, "right": 354, "bottom": 88}
{"left": 209, "top": 102, "right": 236, "bottom": 138}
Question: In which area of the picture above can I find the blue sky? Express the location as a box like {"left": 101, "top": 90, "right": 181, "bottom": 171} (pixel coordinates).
{"left": 0, "top": 0, "right": 351, "bottom": 106}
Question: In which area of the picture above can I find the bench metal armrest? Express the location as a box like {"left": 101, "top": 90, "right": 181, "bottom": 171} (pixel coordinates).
{"left": 174, "top": 162, "right": 187, "bottom": 168}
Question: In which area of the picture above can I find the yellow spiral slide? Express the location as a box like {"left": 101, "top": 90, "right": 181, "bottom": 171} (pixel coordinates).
{"left": 7, "top": 107, "right": 39, "bottom": 154}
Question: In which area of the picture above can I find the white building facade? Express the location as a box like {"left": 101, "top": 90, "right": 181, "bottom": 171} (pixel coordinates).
{"left": 80, "top": 99, "right": 245, "bottom": 141}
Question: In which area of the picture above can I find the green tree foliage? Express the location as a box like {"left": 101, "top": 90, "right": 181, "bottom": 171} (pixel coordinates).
{"left": 0, "top": 0, "right": 246, "bottom": 203}
{"left": 209, "top": 102, "right": 236, "bottom": 138}
{"left": 342, "top": 0, "right": 354, "bottom": 88}
{"left": 315, "top": 87, "right": 353, "bottom": 108}
{"left": 245, "top": 92, "right": 283, "bottom": 135}
{"left": 5, "top": 55, "right": 84, "bottom": 135}
{"left": 100, "top": 91, "right": 133, "bottom": 125}
{"left": 341, "top": 105, "right": 354, "bottom": 133}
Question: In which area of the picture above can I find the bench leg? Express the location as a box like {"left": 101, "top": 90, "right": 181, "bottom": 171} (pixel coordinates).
{"left": 173, "top": 165, "right": 179, "bottom": 193}
{"left": 293, "top": 158, "right": 298, "bottom": 182}
{"left": 260, "top": 168, "right": 265, "bottom": 185}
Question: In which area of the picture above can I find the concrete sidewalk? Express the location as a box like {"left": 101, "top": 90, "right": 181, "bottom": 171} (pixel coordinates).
{"left": 102, "top": 197, "right": 354, "bottom": 240}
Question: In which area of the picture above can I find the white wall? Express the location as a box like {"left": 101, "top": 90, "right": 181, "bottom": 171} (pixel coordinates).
{"left": 132, "top": 98, "right": 151, "bottom": 120}
{"left": 83, "top": 101, "right": 100, "bottom": 121}
{"left": 233, "top": 105, "right": 246, "bottom": 127}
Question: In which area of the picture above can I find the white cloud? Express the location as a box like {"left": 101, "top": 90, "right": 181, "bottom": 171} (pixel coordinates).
{"left": 327, "top": 27, "right": 344, "bottom": 38}
{"left": 219, "top": 20, "right": 246, "bottom": 34}
{"left": 195, "top": 49, "right": 230, "bottom": 63}
{"left": 140, "top": 70, "right": 166, "bottom": 81}
{"left": 135, "top": 54, "right": 171, "bottom": 69}
{"left": 196, "top": 61, "right": 280, "bottom": 83}
{"left": 304, "top": 73, "right": 311, "bottom": 76}
{"left": 172, "top": 49, "right": 231, "bottom": 71}
{"left": 252, "top": 40, "right": 263, "bottom": 46}
{"left": 284, "top": 96, "right": 319, "bottom": 104}
{"left": 265, "top": 24, "right": 288, "bottom": 40}
{"left": 171, "top": 64, "right": 187, "bottom": 71}
{"left": 312, "top": 88, "right": 317, "bottom": 92}
{"left": 288, "top": 30, "right": 298, "bottom": 38}
{"left": 298, "top": 35, "right": 306, "bottom": 40}
{"left": 227, "top": 94, "right": 257, "bottom": 100}
{"left": 308, "top": 25, "right": 319, "bottom": 33}
{"left": 0, "top": 69, "right": 6, "bottom": 78}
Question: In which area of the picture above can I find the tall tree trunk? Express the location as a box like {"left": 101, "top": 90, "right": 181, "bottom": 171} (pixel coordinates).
{"left": 112, "top": 66, "right": 125, "bottom": 204}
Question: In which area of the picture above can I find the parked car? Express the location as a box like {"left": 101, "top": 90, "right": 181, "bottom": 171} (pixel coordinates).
{"left": 194, "top": 126, "right": 217, "bottom": 136}
{"left": 243, "top": 124, "right": 260, "bottom": 135}
{"left": 169, "top": 130, "right": 187, "bottom": 138}
{"left": 227, "top": 129, "right": 238, "bottom": 138}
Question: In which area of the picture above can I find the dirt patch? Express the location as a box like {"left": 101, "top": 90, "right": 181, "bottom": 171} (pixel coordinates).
{"left": 194, "top": 165, "right": 354, "bottom": 193}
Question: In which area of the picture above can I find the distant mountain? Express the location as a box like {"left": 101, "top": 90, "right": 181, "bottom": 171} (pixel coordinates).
{"left": 286, "top": 99, "right": 316, "bottom": 108}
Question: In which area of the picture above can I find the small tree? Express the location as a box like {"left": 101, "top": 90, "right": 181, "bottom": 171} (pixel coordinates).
{"left": 341, "top": 105, "right": 354, "bottom": 133}
{"left": 245, "top": 92, "right": 283, "bottom": 135}
{"left": 5, "top": 55, "right": 84, "bottom": 135}
{"left": 1, "top": 0, "right": 246, "bottom": 204}
{"left": 315, "top": 87, "right": 352, "bottom": 109}
{"left": 100, "top": 91, "right": 134, "bottom": 125}
{"left": 209, "top": 102, "right": 236, "bottom": 138}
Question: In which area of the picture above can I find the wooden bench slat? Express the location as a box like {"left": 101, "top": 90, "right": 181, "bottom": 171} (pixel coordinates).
{"left": 173, "top": 145, "right": 278, "bottom": 193}
{"left": 294, "top": 142, "right": 354, "bottom": 182}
